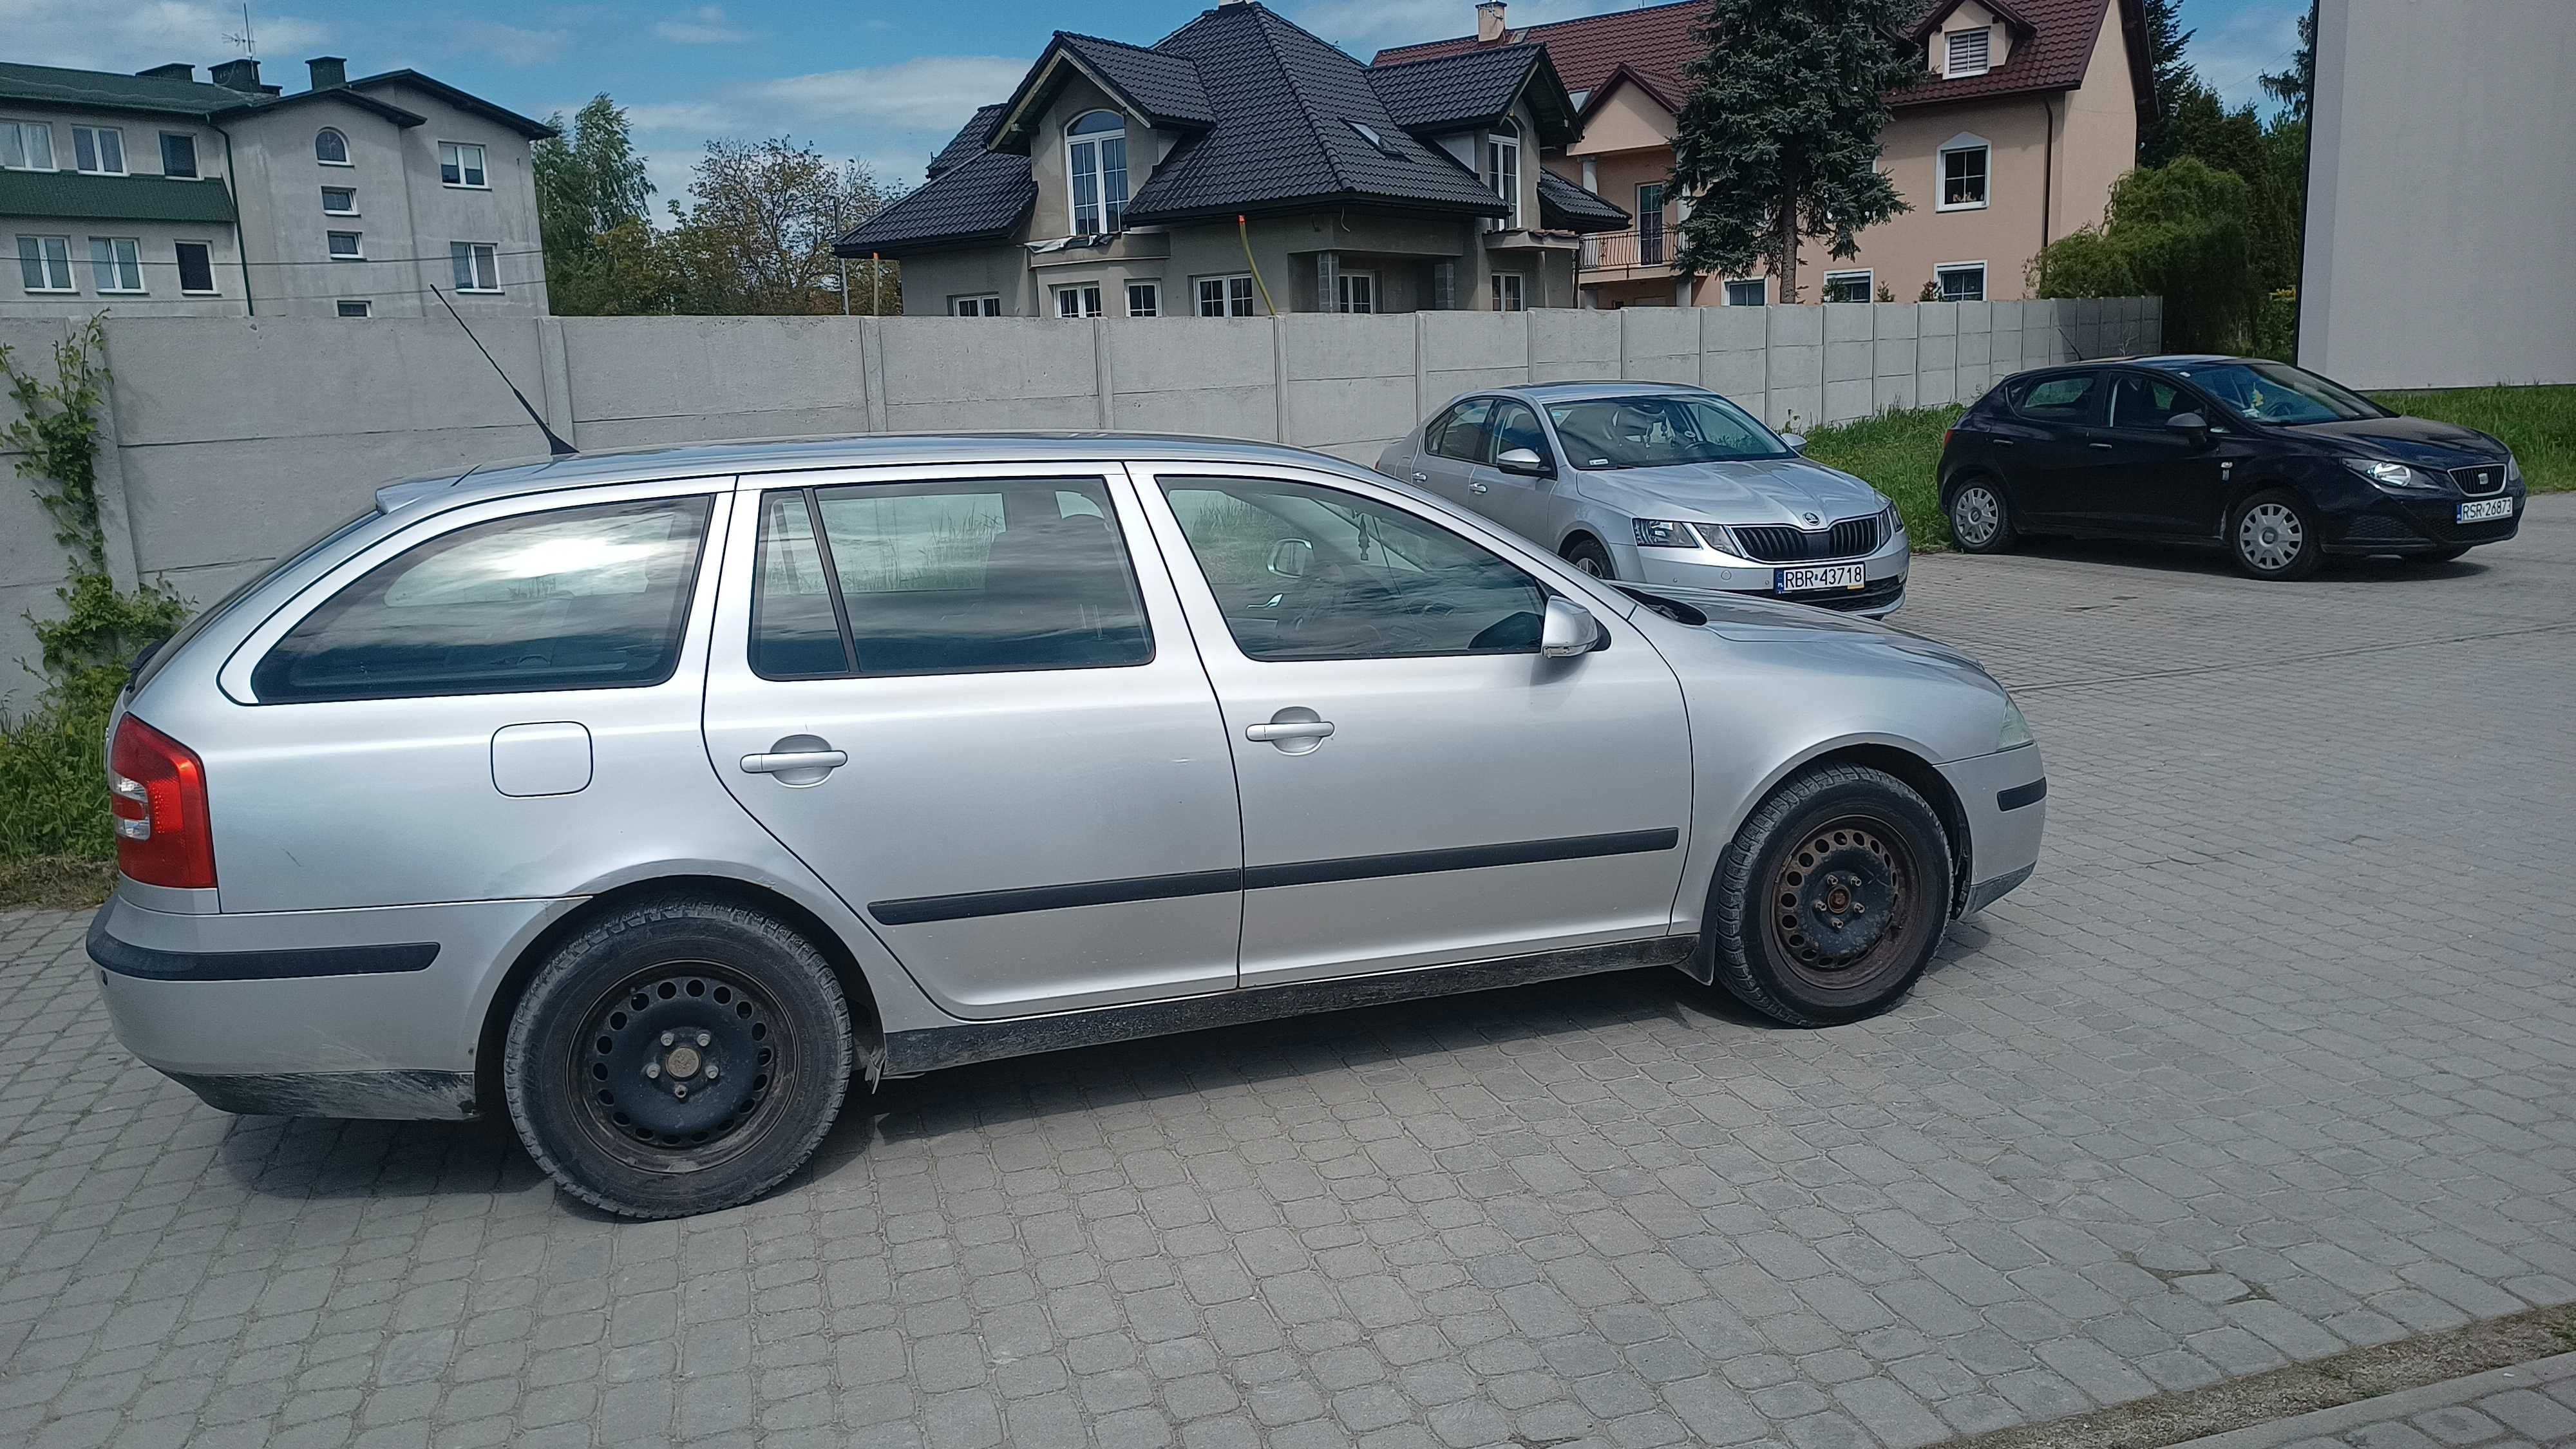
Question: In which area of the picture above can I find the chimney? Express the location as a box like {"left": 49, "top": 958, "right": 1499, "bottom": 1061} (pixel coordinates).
{"left": 209, "top": 57, "right": 262, "bottom": 92}
{"left": 307, "top": 56, "right": 347, "bottom": 90}
{"left": 136, "top": 63, "right": 196, "bottom": 81}
{"left": 1476, "top": 1, "right": 1508, "bottom": 43}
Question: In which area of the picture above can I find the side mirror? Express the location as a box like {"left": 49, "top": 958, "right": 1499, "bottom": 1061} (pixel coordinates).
{"left": 1540, "top": 596, "right": 1602, "bottom": 658}
{"left": 1779, "top": 431, "right": 1807, "bottom": 453}
{"left": 1495, "top": 446, "right": 1551, "bottom": 477}
{"left": 1266, "top": 538, "right": 1312, "bottom": 579}
{"left": 2167, "top": 412, "right": 2213, "bottom": 447}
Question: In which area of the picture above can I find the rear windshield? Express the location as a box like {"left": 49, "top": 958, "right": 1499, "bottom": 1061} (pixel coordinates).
{"left": 1546, "top": 395, "right": 1792, "bottom": 468}
{"left": 2162, "top": 361, "right": 2384, "bottom": 424}
{"left": 131, "top": 507, "right": 380, "bottom": 695}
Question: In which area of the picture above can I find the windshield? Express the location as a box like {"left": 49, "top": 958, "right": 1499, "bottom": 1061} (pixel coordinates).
{"left": 1546, "top": 395, "right": 1792, "bottom": 469}
{"left": 2164, "top": 361, "right": 2385, "bottom": 425}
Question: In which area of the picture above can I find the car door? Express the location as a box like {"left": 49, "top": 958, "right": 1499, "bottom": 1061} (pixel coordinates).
{"left": 1133, "top": 460, "right": 1694, "bottom": 989}
{"left": 1998, "top": 370, "right": 2112, "bottom": 526}
{"left": 1474, "top": 397, "right": 1565, "bottom": 547}
{"left": 1408, "top": 396, "right": 1494, "bottom": 508}
{"left": 2099, "top": 370, "right": 2231, "bottom": 537}
{"left": 701, "top": 464, "right": 1244, "bottom": 1019}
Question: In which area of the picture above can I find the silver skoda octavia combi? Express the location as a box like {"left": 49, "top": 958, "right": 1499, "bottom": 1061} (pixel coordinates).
{"left": 1379, "top": 383, "right": 1910, "bottom": 616}
{"left": 91, "top": 434, "right": 2042, "bottom": 1218}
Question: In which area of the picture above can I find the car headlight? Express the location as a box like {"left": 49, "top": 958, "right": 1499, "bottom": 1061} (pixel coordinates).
{"left": 1882, "top": 502, "right": 1906, "bottom": 536}
{"left": 1633, "top": 519, "right": 1701, "bottom": 548}
{"left": 1998, "top": 699, "right": 2034, "bottom": 751}
{"left": 2506, "top": 455, "right": 2523, "bottom": 486}
{"left": 2345, "top": 459, "right": 2443, "bottom": 493}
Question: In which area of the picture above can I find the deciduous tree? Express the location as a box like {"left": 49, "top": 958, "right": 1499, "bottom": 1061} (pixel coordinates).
{"left": 663, "top": 138, "right": 895, "bottom": 315}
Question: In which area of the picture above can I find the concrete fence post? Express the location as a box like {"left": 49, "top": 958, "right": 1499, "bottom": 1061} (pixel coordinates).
{"left": 1270, "top": 316, "right": 1291, "bottom": 443}
{"left": 1413, "top": 313, "right": 1428, "bottom": 424}
{"left": 535, "top": 317, "right": 578, "bottom": 449}
{"left": 1092, "top": 318, "right": 1117, "bottom": 429}
{"left": 859, "top": 318, "right": 889, "bottom": 433}
{"left": 88, "top": 319, "right": 145, "bottom": 591}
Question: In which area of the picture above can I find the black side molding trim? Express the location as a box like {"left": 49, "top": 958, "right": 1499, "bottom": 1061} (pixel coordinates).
{"left": 884, "top": 935, "right": 1697, "bottom": 1075}
{"left": 89, "top": 913, "right": 439, "bottom": 981}
{"left": 868, "top": 829, "right": 1681, "bottom": 926}
{"left": 168, "top": 1069, "right": 478, "bottom": 1121}
{"left": 1996, "top": 779, "right": 2048, "bottom": 812}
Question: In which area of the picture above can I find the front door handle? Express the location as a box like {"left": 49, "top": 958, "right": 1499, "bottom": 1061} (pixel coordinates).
{"left": 1994, "top": 438, "right": 2016, "bottom": 446}
{"left": 1245, "top": 721, "right": 1334, "bottom": 742}
{"left": 1467, "top": 481, "right": 1490, "bottom": 494}
{"left": 2088, "top": 441, "right": 2116, "bottom": 450}
{"left": 1411, "top": 471, "right": 1430, "bottom": 484}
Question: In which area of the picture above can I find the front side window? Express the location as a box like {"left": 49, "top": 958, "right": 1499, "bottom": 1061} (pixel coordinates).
{"left": 2010, "top": 371, "right": 2106, "bottom": 424}
{"left": 2166, "top": 360, "right": 2385, "bottom": 424}
{"left": 160, "top": 133, "right": 198, "bottom": 178}
{"left": 1054, "top": 283, "right": 1103, "bottom": 318}
{"left": 1547, "top": 394, "right": 1792, "bottom": 469}
{"left": 1427, "top": 397, "right": 1495, "bottom": 461}
{"left": 951, "top": 294, "right": 1001, "bottom": 316}
{"left": 752, "top": 477, "right": 1151, "bottom": 677}
{"left": 18, "top": 235, "right": 75, "bottom": 292}
{"left": 1126, "top": 281, "right": 1159, "bottom": 317}
{"left": 1162, "top": 477, "right": 1548, "bottom": 661}
{"left": 2, "top": 120, "right": 57, "bottom": 171}
{"left": 253, "top": 497, "right": 713, "bottom": 703}
{"left": 90, "top": 237, "right": 144, "bottom": 292}
{"left": 1823, "top": 270, "right": 1873, "bottom": 304}
{"left": 72, "top": 126, "right": 125, "bottom": 175}
{"left": 1066, "top": 111, "right": 1128, "bottom": 233}
{"left": 451, "top": 242, "right": 500, "bottom": 291}
{"left": 2107, "top": 372, "right": 2193, "bottom": 430}
{"left": 315, "top": 128, "right": 350, "bottom": 164}
{"left": 1197, "top": 274, "right": 1255, "bottom": 316}
{"left": 175, "top": 241, "right": 216, "bottom": 294}
{"left": 327, "top": 230, "right": 363, "bottom": 260}
{"left": 1725, "top": 279, "right": 1766, "bottom": 307}
{"left": 1940, "top": 144, "right": 1989, "bottom": 209}
{"left": 1488, "top": 401, "right": 1548, "bottom": 464}
{"left": 1484, "top": 135, "right": 1521, "bottom": 229}
{"left": 1935, "top": 263, "right": 1985, "bottom": 301}
{"left": 439, "top": 141, "right": 488, "bottom": 187}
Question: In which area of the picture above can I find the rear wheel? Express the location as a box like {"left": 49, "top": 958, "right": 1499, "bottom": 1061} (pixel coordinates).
{"left": 1706, "top": 766, "right": 1953, "bottom": 1027}
{"left": 504, "top": 897, "right": 853, "bottom": 1218}
{"left": 1563, "top": 537, "right": 1615, "bottom": 579}
{"left": 1947, "top": 479, "right": 2016, "bottom": 553}
{"left": 2230, "top": 491, "right": 2323, "bottom": 580}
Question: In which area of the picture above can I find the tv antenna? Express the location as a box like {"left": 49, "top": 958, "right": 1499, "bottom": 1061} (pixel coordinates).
{"left": 223, "top": 4, "right": 258, "bottom": 59}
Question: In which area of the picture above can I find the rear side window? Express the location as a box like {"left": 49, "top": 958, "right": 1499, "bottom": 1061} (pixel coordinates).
{"left": 750, "top": 477, "right": 1151, "bottom": 677}
{"left": 252, "top": 497, "right": 712, "bottom": 702}
{"left": 2009, "top": 372, "right": 2105, "bottom": 424}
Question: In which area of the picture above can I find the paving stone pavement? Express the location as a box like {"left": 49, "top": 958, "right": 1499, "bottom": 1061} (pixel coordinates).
{"left": 3, "top": 499, "right": 2572, "bottom": 1449}
{"left": 2171, "top": 1349, "right": 2576, "bottom": 1449}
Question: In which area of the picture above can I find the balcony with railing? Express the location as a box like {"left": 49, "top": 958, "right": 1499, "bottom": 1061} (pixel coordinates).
{"left": 1579, "top": 226, "right": 1673, "bottom": 277}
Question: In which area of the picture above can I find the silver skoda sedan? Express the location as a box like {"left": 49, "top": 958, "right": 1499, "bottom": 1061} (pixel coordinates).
{"left": 1379, "top": 383, "right": 1909, "bottom": 616}
{"left": 90, "top": 433, "right": 2040, "bottom": 1218}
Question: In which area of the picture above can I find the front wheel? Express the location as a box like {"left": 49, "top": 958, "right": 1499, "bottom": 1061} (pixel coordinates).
{"left": 2230, "top": 491, "right": 2323, "bottom": 580}
{"left": 504, "top": 897, "right": 855, "bottom": 1218}
{"left": 1946, "top": 480, "right": 2016, "bottom": 553}
{"left": 1563, "top": 537, "right": 1615, "bottom": 579}
{"left": 1705, "top": 766, "right": 1954, "bottom": 1027}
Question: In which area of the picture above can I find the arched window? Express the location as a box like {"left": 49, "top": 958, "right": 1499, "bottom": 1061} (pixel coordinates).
{"left": 1066, "top": 110, "right": 1128, "bottom": 234}
{"left": 316, "top": 128, "right": 350, "bottom": 165}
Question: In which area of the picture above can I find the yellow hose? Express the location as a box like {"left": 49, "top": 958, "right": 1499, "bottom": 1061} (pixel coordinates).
{"left": 1237, "top": 215, "right": 1277, "bottom": 315}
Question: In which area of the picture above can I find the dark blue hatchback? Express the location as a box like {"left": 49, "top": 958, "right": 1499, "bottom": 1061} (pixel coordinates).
{"left": 1935, "top": 355, "right": 2524, "bottom": 579}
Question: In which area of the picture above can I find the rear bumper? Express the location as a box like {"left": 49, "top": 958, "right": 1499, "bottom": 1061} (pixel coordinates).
{"left": 1935, "top": 743, "right": 2046, "bottom": 914}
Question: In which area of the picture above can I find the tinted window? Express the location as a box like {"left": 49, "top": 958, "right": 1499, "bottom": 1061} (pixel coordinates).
{"left": 752, "top": 477, "right": 1151, "bottom": 677}
{"left": 1427, "top": 398, "right": 1495, "bottom": 462}
{"left": 254, "top": 497, "right": 710, "bottom": 703}
{"left": 1489, "top": 401, "right": 1548, "bottom": 463}
{"left": 2164, "top": 360, "right": 2382, "bottom": 424}
{"left": 2107, "top": 373, "right": 2193, "bottom": 430}
{"left": 1162, "top": 477, "right": 1547, "bottom": 661}
{"left": 2011, "top": 372, "right": 2105, "bottom": 424}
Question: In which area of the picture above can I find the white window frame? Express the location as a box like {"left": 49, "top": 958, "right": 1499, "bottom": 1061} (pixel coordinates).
{"left": 174, "top": 240, "right": 220, "bottom": 296}
{"left": 1724, "top": 279, "right": 1767, "bottom": 307}
{"left": 1934, "top": 261, "right": 1987, "bottom": 303}
{"left": 1823, "top": 269, "right": 1873, "bottom": 304}
{"left": 327, "top": 230, "right": 364, "bottom": 261}
{"left": 336, "top": 299, "right": 373, "bottom": 318}
{"left": 1124, "top": 281, "right": 1159, "bottom": 317}
{"left": 451, "top": 242, "right": 501, "bottom": 292}
{"left": 1484, "top": 134, "right": 1522, "bottom": 230}
{"left": 321, "top": 186, "right": 359, "bottom": 216}
{"left": 1946, "top": 26, "right": 1992, "bottom": 77}
{"left": 89, "top": 236, "right": 145, "bottom": 294}
{"left": 71, "top": 125, "right": 126, "bottom": 176}
{"left": 1937, "top": 135, "right": 1991, "bottom": 212}
{"left": 17, "top": 235, "right": 75, "bottom": 293}
{"left": 1335, "top": 270, "right": 1376, "bottom": 314}
{"left": 438, "top": 140, "right": 488, "bottom": 189}
{"left": 1054, "top": 281, "right": 1104, "bottom": 319}
{"left": 2, "top": 120, "right": 57, "bottom": 172}
{"left": 1490, "top": 272, "right": 1524, "bottom": 312}
{"left": 949, "top": 294, "right": 1001, "bottom": 316}
{"left": 1064, "top": 111, "right": 1129, "bottom": 234}
{"left": 159, "top": 131, "right": 199, "bottom": 178}
{"left": 1197, "top": 274, "right": 1255, "bottom": 317}
{"left": 315, "top": 128, "right": 352, "bottom": 166}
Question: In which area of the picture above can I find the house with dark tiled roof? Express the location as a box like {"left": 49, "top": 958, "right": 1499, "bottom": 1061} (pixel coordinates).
{"left": 3, "top": 54, "right": 553, "bottom": 319}
{"left": 835, "top": 0, "right": 1629, "bottom": 317}
{"left": 1374, "top": 0, "right": 2151, "bottom": 308}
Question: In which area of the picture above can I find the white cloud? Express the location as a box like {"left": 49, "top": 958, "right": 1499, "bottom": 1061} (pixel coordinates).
{"left": 0, "top": 0, "right": 329, "bottom": 71}
{"left": 461, "top": 21, "right": 569, "bottom": 69}
{"left": 755, "top": 55, "right": 1027, "bottom": 131}
{"left": 1294, "top": 0, "right": 1654, "bottom": 57}
{"left": 654, "top": 6, "right": 757, "bottom": 45}
{"left": 625, "top": 100, "right": 742, "bottom": 135}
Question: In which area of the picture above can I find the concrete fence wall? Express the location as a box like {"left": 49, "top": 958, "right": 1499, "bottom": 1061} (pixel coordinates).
{"left": 1, "top": 297, "right": 2159, "bottom": 707}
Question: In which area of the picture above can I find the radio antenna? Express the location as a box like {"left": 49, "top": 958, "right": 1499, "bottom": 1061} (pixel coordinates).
{"left": 430, "top": 285, "right": 577, "bottom": 456}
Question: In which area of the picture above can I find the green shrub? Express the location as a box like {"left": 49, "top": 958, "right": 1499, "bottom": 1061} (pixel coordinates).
{"left": 2031, "top": 158, "right": 2259, "bottom": 352}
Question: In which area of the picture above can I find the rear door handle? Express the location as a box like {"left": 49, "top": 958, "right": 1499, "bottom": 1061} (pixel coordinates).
{"left": 1994, "top": 438, "right": 2016, "bottom": 446}
{"left": 741, "top": 749, "right": 848, "bottom": 775}
{"left": 1411, "top": 471, "right": 1430, "bottom": 484}
{"left": 1245, "top": 721, "right": 1334, "bottom": 742}
{"left": 1467, "top": 481, "right": 1489, "bottom": 494}
{"left": 2087, "top": 441, "right": 2116, "bottom": 450}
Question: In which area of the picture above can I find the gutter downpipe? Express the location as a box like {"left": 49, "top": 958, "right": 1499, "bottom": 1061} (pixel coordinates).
{"left": 212, "top": 121, "right": 253, "bottom": 314}
{"left": 2037, "top": 95, "right": 2057, "bottom": 295}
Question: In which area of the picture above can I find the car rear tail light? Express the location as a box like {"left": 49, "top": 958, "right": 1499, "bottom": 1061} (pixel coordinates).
{"left": 109, "top": 715, "right": 216, "bottom": 889}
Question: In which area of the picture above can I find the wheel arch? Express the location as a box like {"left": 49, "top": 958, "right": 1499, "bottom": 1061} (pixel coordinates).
{"left": 1723, "top": 738, "right": 1975, "bottom": 922}
{"left": 1940, "top": 466, "right": 2004, "bottom": 511}
{"left": 1558, "top": 525, "right": 1611, "bottom": 558}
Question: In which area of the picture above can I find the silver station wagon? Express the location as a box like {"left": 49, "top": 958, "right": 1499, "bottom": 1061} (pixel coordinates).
{"left": 91, "top": 435, "right": 2044, "bottom": 1218}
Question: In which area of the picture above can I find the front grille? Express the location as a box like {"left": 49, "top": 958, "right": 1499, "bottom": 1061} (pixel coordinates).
{"left": 2451, "top": 464, "right": 2507, "bottom": 496}
{"left": 1728, "top": 515, "right": 1883, "bottom": 562}
{"left": 2338, "top": 513, "right": 2426, "bottom": 544}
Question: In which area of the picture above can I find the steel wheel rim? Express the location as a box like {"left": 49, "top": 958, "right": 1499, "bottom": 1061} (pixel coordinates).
{"left": 2239, "top": 502, "right": 2304, "bottom": 571}
{"left": 563, "top": 957, "right": 799, "bottom": 1177}
{"left": 1953, "top": 488, "right": 2000, "bottom": 546}
{"left": 1575, "top": 553, "right": 1605, "bottom": 577}
{"left": 1766, "top": 815, "right": 1924, "bottom": 996}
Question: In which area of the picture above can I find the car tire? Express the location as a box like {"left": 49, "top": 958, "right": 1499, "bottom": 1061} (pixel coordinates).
{"left": 1563, "top": 537, "right": 1615, "bottom": 579}
{"left": 1946, "top": 478, "right": 2016, "bottom": 553}
{"left": 1705, "top": 765, "right": 1953, "bottom": 1027}
{"left": 504, "top": 896, "right": 855, "bottom": 1219}
{"left": 2229, "top": 491, "right": 2323, "bottom": 580}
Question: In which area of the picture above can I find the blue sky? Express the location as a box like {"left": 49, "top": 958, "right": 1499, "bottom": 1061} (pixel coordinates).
{"left": 8, "top": 0, "right": 2310, "bottom": 212}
